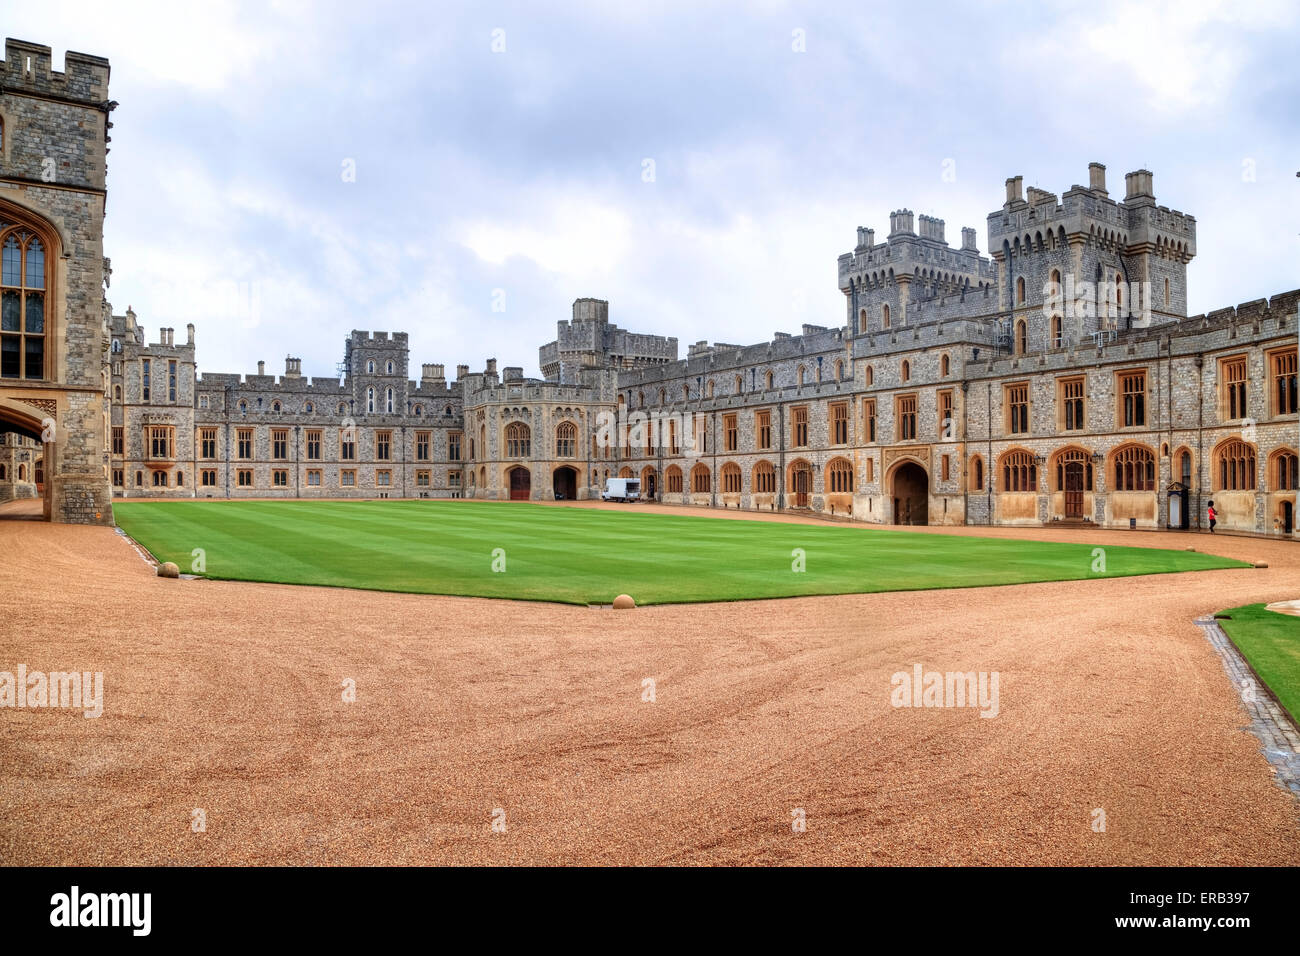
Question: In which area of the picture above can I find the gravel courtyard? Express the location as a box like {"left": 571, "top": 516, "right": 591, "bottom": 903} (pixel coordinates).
{"left": 2, "top": 500, "right": 1298, "bottom": 865}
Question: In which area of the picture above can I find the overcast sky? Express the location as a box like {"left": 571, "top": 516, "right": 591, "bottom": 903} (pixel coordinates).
{"left": 9, "top": 0, "right": 1300, "bottom": 380}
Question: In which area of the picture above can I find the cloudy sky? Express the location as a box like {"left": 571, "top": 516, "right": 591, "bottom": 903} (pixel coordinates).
{"left": 10, "top": 0, "right": 1300, "bottom": 380}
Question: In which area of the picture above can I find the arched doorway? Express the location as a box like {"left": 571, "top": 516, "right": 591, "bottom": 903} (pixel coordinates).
{"left": 0, "top": 402, "right": 52, "bottom": 521}
{"left": 507, "top": 466, "right": 531, "bottom": 501}
{"left": 640, "top": 466, "right": 657, "bottom": 499}
{"left": 552, "top": 466, "right": 577, "bottom": 501}
{"left": 789, "top": 459, "right": 812, "bottom": 508}
{"left": 891, "top": 460, "right": 929, "bottom": 525}
{"left": 1283, "top": 500, "right": 1294, "bottom": 535}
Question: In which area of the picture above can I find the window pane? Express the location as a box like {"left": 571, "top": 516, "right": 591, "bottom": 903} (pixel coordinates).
{"left": 24, "top": 338, "right": 42, "bottom": 378}
{"left": 1, "top": 290, "right": 18, "bottom": 331}
{"left": 25, "top": 292, "right": 43, "bottom": 333}
{"left": 1, "top": 335, "right": 18, "bottom": 377}
{"left": 25, "top": 239, "right": 44, "bottom": 289}
{"left": 1, "top": 237, "right": 19, "bottom": 285}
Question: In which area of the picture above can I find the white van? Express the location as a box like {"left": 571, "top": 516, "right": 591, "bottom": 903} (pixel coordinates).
{"left": 602, "top": 477, "right": 641, "bottom": 502}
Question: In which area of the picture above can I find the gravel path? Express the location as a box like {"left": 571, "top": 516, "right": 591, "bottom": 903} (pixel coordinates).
{"left": 1, "top": 506, "right": 1298, "bottom": 865}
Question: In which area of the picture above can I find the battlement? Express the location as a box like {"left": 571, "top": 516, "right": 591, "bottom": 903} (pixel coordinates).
{"left": 349, "top": 330, "right": 409, "bottom": 346}
{"left": 3, "top": 39, "right": 111, "bottom": 105}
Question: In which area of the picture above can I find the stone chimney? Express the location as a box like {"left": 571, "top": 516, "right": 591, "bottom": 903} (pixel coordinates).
{"left": 485, "top": 358, "right": 497, "bottom": 376}
{"left": 1005, "top": 176, "right": 1024, "bottom": 204}
{"left": 186, "top": 323, "right": 195, "bottom": 346}
{"left": 888, "top": 209, "right": 915, "bottom": 236}
{"left": 285, "top": 356, "right": 302, "bottom": 378}
{"left": 961, "top": 227, "right": 978, "bottom": 252}
{"left": 1124, "top": 169, "right": 1155, "bottom": 201}
{"left": 257, "top": 360, "right": 265, "bottom": 376}
{"left": 456, "top": 364, "right": 469, "bottom": 380}
{"left": 1089, "top": 162, "right": 1107, "bottom": 194}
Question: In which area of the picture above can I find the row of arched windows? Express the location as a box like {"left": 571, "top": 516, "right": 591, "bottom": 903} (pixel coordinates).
{"left": 965, "top": 441, "right": 1294, "bottom": 493}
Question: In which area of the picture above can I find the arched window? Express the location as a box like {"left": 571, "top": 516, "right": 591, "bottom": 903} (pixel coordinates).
{"left": 734, "top": 375, "right": 742, "bottom": 394}
{"left": 238, "top": 400, "right": 248, "bottom": 414}
{"left": 555, "top": 421, "right": 576, "bottom": 458}
{"left": 385, "top": 388, "right": 394, "bottom": 413}
{"left": 1053, "top": 448, "right": 1094, "bottom": 490}
{"left": 1179, "top": 449, "right": 1193, "bottom": 486}
{"left": 882, "top": 304, "right": 891, "bottom": 328}
{"left": 1014, "top": 319, "right": 1027, "bottom": 355}
{"left": 272, "top": 400, "right": 281, "bottom": 413}
{"left": 1, "top": 225, "right": 50, "bottom": 380}
{"left": 764, "top": 370, "right": 773, "bottom": 390}
{"left": 859, "top": 308, "right": 867, "bottom": 331}
{"left": 386, "top": 360, "right": 394, "bottom": 374}
{"left": 665, "top": 465, "right": 683, "bottom": 493}
{"left": 940, "top": 354, "right": 950, "bottom": 377}
{"left": 1016, "top": 276, "right": 1026, "bottom": 305}
{"left": 366, "top": 387, "right": 375, "bottom": 413}
{"left": 1050, "top": 315, "right": 1062, "bottom": 348}
{"left": 1272, "top": 449, "right": 1298, "bottom": 490}
{"left": 865, "top": 365, "right": 873, "bottom": 386}
{"left": 827, "top": 458, "right": 853, "bottom": 493}
{"left": 113, "top": 384, "right": 121, "bottom": 401}
{"left": 796, "top": 366, "right": 805, "bottom": 387}
{"left": 659, "top": 387, "right": 667, "bottom": 404}
{"left": 1214, "top": 439, "right": 1256, "bottom": 491}
{"left": 970, "top": 455, "right": 984, "bottom": 492}
{"left": 337, "top": 402, "right": 347, "bottom": 415}
{"left": 305, "top": 401, "right": 314, "bottom": 413}
{"left": 1113, "top": 444, "right": 1156, "bottom": 491}
{"left": 366, "top": 361, "right": 375, "bottom": 374}
{"left": 752, "top": 461, "right": 775, "bottom": 494}
{"left": 691, "top": 463, "right": 711, "bottom": 494}
{"left": 1001, "top": 450, "right": 1037, "bottom": 492}
{"left": 1049, "top": 268, "right": 1061, "bottom": 293}
{"left": 111, "top": 339, "right": 122, "bottom": 354}
{"left": 707, "top": 381, "right": 715, "bottom": 398}
{"left": 683, "top": 384, "right": 690, "bottom": 401}
{"left": 835, "top": 360, "right": 844, "bottom": 382}
{"left": 721, "top": 462, "right": 742, "bottom": 494}
{"left": 901, "top": 360, "right": 910, "bottom": 382}
{"left": 505, "top": 422, "right": 530, "bottom": 457}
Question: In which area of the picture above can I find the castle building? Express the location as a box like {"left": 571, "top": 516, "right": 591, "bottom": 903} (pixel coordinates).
{"left": 1, "top": 40, "right": 1296, "bottom": 539}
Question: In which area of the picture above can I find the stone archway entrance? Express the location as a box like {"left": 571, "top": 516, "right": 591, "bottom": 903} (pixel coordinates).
{"left": 0, "top": 404, "right": 53, "bottom": 521}
{"left": 789, "top": 460, "right": 813, "bottom": 508}
{"left": 641, "top": 467, "right": 657, "bottom": 499}
{"left": 890, "top": 460, "right": 929, "bottom": 526}
{"left": 508, "top": 466, "right": 531, "bottom": 501}
{"left": 552, "top": 466, "right": 577, "bottom": 501}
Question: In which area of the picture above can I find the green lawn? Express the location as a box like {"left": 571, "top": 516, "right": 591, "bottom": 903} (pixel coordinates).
{"left": 1216, "top": 604, "right": 1300, "bottom": 723}
{"left": 112, "top": 500, "right": 1250, "bottom": 606}
{"left": 111, "top": 502, "right": 1248, "bottom": 606}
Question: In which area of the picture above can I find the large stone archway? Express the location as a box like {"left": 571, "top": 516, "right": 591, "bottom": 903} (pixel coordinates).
{"left": 0, "top": 401, "right": 51, "bottom": 520}
{"left": 890, "top": 460, "right": 929, "bottom": 526}
{"left": 552, "top": 465, "right": 577, "bottom": 501}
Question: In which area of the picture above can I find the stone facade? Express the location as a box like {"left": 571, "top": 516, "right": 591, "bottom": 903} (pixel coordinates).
{"left": 110, "top": 162, "right": 1298, "bottom": 539}
{"left": 6, "top": 41, "right": 1290, "bottom": 539}
{"left": 0, "top": 39, "right": 115, "bottom": 524}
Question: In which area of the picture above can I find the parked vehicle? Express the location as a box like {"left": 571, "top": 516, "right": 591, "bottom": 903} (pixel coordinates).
{"left": 602, "top": 478, "right": 641, "bottom": 502}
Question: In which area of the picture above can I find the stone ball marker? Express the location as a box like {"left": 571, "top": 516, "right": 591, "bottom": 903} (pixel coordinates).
{"left": 612, "top": 594, "right": 636, "bottom": 609}
{"left": 157, "top": 561, "right": 180, "bottom": 578}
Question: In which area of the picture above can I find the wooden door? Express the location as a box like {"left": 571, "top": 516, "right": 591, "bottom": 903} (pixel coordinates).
{"left": 1064, "top": 462, "right": 1084, "bottom": 518}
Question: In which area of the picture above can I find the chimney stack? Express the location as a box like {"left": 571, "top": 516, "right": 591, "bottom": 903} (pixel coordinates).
{"left": 485, "top": 358, "right": 497, "bottom": 376}
{"left": 1089, "top": 162, "right": 1107, "bottom": 194}
{"left": 456, "top": 364, "right": 470, "bottom": 380}
{"left": 285, "top": 356, "right": 301, "bottom": 378}
{"left": 186, "top": 323, "right": 195, "bottom": 346}
{"left": 1005, "top": 176, "right": 1024, "bottom": 204}
{"left": 257, "top": 360, "right": 265, "bottom": 376}
{"left": 961, "top": 227, "right": 978, "bottom": 252}
{"left": 1124, "top": 169, "right": 1154, "bottom": 201}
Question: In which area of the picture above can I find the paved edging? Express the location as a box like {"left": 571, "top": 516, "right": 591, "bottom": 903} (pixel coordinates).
{"left": 1195, "top": 615, "right": 1300, "bottom": 797}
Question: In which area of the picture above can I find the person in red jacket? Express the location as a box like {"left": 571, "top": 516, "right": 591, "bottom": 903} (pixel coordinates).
{"left": 1207, "top": 500, "right": 1217, "bottom": 533}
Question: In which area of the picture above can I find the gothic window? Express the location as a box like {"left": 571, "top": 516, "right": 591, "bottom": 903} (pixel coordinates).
{"left": 970, "top": 455, "right": 984, "bottom": 492}
{"left": 1113, "top": 444, "right": 1156, "bottom": 491}
{"left": 1214, "top": 439, "right": 1256, "bottom": 491}
{"left": 555, "top": 421, "right": 576, "bottom": 458}
{"left": 827, "top": 458, "right": 853, "bottom": 493}
{"left": 721, "top": 462, "right": 742, "bottom": 494}
{"left": 505, "top": 422, "right": 530, "bottom": 457}
{"left": 882, "top": 304, "right": 891, "bottom": 328}
{"left": 0, "top": 227, "right": 47, "bottom": 380}
{"left": 1001, "top": 450, "right": 1036, "bottom": 492}
{"left": 752, "top": 461, "right": 775, "bottom": 494}
{"left": 1014, "top": 319, "right": 1027, "bottom": 355}
{"left": 367, "top": 387, "right": 375, "bottom": 413}
{"left": 385, "top": 388, "right": 394, "bottom": 413}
